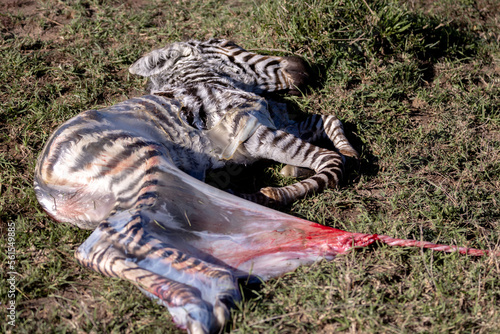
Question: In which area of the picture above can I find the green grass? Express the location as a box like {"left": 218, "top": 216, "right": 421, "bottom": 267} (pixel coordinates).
{"left": 1, "top": 0, "right": 499, "bottom": 332}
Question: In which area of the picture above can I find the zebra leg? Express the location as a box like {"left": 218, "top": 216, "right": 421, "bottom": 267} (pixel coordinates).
{"left": 240, "top": 125, "right": 345, "bottom": 205}
{"left": 76, "top": 245, "right": 216, "bottom": 334}
{"left": 76, "top": 215, "right": 241, "bottom": 334}
{"left": 279, "top": 114, "right": 359, "bottom": 178}
{"left": 287, "top": 114, "right": 359, "bottom": 159}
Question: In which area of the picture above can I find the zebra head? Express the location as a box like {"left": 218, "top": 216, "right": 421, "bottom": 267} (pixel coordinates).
{"left": 129, "top": 39, "right": 311, "bottom": 96}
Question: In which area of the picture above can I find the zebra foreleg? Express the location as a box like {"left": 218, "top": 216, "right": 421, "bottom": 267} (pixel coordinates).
{"left": 240, "top": 125, "right": 345, "bottom": 205}
{"left": 75, "top": 217, "right": 240, "bottom": 334}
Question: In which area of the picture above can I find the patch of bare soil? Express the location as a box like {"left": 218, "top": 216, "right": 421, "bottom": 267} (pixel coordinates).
{"left": 408, "top": 97, "right": 433, "bottom": 126}
{"left": 1, "top": 0, "right": 38, "bottom": 16}
{"left": 1, "top": 0, "right": 152, "bottom": 42}
{"left": 408, "top": 0, "right": 500, "bottom": 43}
{"left": 2, "top": 0, "right": 61, "bottom": 41}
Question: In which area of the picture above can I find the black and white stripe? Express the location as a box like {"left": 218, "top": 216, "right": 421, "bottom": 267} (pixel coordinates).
{"left": 34, "top": 39, "right": 358, "bottom": 333}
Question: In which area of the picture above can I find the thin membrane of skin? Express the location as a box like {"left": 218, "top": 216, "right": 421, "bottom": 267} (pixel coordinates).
{"left": 35, "top": 39, "right": 495, "bottom": 334}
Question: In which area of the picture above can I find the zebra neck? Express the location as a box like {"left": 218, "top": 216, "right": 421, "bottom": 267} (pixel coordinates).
{"left": 153, "top": 83, "right": 261, "bottom": 131}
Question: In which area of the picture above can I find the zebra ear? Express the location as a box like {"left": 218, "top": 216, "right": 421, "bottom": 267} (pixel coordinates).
{"left": 129, "top": 44, "right": 193, "bottom": 77}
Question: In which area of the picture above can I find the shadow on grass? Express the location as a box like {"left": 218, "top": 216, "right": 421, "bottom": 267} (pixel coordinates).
{"left": 308, "top": 5, "right": 482, "bottom": 92}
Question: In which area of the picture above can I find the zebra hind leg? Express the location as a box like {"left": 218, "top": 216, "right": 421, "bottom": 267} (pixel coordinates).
{"left": 280, "top": 114, "right": 359, "bottom": 178}
{"left": 240, "top": 125, "right": 346, "bottom": 205}
{"left": 75, "top": 212, "right": 241, "bottom": 334}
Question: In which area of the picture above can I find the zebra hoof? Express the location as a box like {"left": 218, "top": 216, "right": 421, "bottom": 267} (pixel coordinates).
{"left": 280, "top": 165, "right": 314, "bottom": 178}
{"left": 339, "top": 147, "right": 359, "bottom": 159}
{"left": 213, "top": 302, "right": 230, "bottom": 330}
{"left": 187, "top": 319, "right": 208, "bottom": 334}
{"left": 260, "top": 187, "right": 286, "bottom": 205}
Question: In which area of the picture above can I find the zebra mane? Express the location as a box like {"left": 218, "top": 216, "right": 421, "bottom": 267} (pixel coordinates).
{"left": 129, "top": 42, "right": 197, "bottom": 77}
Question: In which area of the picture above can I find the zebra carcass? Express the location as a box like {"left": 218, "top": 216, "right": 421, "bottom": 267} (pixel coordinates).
{"left": 34, "top": 39, "right": 493, "bottom": 333}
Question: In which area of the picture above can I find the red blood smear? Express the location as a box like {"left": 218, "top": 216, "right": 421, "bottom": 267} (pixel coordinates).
{"left": 205, "top": 220, "right": 491, "bottom": 274}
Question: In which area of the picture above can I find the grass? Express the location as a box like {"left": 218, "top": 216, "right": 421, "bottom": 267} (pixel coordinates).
{"left": 0, "top": 0, "right": 499, "bottom": 332}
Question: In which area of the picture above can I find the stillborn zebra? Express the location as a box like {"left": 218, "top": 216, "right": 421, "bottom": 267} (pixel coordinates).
{"left": 34, "top": 39, "right": 489, "bottom": 334}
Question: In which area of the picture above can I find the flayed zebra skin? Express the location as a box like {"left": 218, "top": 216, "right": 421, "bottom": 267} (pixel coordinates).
{"left": 35, "top": 39, "right": 492, "bottom": 334}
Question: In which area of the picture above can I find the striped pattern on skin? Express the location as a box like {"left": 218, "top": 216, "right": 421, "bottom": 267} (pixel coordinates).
{"left": 240, "top": 114, "right": 360, "bottom": 205}
{"left": 34, "top": 39, "right": 361, "bottom": 333}
{"left": 128, "top": 38, "right": 358, "bottom": 204}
